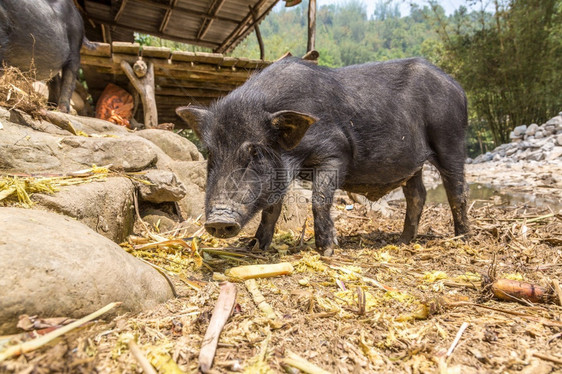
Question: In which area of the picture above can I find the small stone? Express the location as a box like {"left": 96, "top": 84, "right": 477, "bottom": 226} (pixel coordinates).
{"left": 505, "top": 147, "right": 517, "bottom": 156}
{"left": 525, "top": 123, "right": 539, "bottom": 136}
{"left": 546, "top": 146, "right": 562, "bottom": 161}
{"left": 493, "top": 154, "right": 501, "bottom": 161}
{"left": 546, "top": 115, "right": 562, "bottom": 126}
{"left": 535, "top": 130, "right": 544, "bottom": 139}
{"left": 525, "top": 151, "right": 544, "bottom": 161}
{"left": 556, "top": 134, "right": 562, "bottom": 146}
{"left": 509, "top": 131, "right": 522, "bottom": 140}
{"left": 138, "top": 169, "right": 187, "bottom": 203}
{"left": 513, "top": 124, "right": 527, "bottom": 136}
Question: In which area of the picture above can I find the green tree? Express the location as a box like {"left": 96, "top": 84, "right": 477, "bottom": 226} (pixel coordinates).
{"left": 434, "top": 0, "right": 562, "bottom": 145}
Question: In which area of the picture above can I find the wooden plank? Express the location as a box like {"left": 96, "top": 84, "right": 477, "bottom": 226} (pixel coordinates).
{"left": 171, "top": 51, "right": 197, "bottom": 62}
{"left": 220, "top": 56, "right": 239, "bottom": 67}
{"left": 80, "top": 42, "right": 111, "bottom": 57}
{"left": 171, "top": 51, "right": 225, "bottom": 65}
{"left": 155, "top": 77, "right": 239, "bottom": 91}
{"left": 112, "top": 42, "right": 140, "bottom": 55}
{"left": 141, "top": 46, "right": 172, "bottom": 59}
{"left": 233, "top": 57, "right": 250, "bottom": 68}
{"left": 155, "top": 87, "right": 226, "bottom": 98}
{"left": 192, "top": 52, "right": 224, "bottom": 64}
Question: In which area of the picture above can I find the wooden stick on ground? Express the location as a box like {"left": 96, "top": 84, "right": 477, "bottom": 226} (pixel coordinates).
{"left": 282, "top": 350, "right": 332, "bottom": 374}
{"left": 245, "top": 279, "right": 283, "bottom": 328}
{"left": 128, "top": 340, "right": 157, "bottom": 374}
{"left": 0, "top": 302, "right": 120, "bottom": 362}
{"left": 199, "top": 282, "right": 237, "bottom": 373}
{"left": 446, "top": 322, "right": 469, "bottom": 357}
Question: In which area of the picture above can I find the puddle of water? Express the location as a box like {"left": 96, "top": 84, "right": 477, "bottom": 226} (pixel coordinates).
{"left": 426, "top": 183, "right": 562, "bottom": 211}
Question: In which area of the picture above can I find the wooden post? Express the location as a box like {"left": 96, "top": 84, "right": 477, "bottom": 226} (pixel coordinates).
{"left": 249, "top": 6, "right": 265, "bottom": 60}
{"left": 307, "top": 0, "right": 316, "bottom": 52}
{"left": 121, "top": 59, "right": 158, "bottom": 128}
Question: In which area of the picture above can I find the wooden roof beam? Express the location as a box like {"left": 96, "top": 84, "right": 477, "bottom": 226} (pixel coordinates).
{"left": 216, "top": 0, "right": 276, "bottom": 54}
{"left": 130, "top": 0, "right": 240, "bottom": 25}
{"left": 86, "top": 17, "right": 221, "bottom": 48}
{"left": 114, "top": 0, "right": 128, "bottom": 22}
{"left": 196, "top": 0, "right": 227, "bottom": 41}
{"left": 159, "top": 0, "right": 179, "bottom": 33}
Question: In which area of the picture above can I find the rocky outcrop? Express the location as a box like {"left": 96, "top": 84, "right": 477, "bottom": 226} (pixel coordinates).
{"left": 469, "top": 112, "right": 562, "bottom": 164}
{"left": 0, "top": 108, "right": 206, "bottom": 240}
{"left": 0, "top": 208, "right": 174, "bottom": 334}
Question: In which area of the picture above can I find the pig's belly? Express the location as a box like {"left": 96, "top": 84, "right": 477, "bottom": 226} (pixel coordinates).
{"left": 341, "top": 180, "right": 406, "bottom": 202}
{"left": 341, "top": 163, "right": 424, "bottom": 201}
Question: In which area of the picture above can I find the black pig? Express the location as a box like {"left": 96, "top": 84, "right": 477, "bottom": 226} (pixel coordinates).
{"left": 0, "top": 0, "right": 85, "bottom": 112}
{"left": 177, "top": 57, "right": 469, "bottom": 256}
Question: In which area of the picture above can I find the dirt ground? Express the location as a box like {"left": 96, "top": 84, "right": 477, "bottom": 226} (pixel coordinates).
{"left": 1, "top": 163, "right": 562, "bottom": 374}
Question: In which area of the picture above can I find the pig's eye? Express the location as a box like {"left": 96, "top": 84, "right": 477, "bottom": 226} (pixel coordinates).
{"left": 246, "top": 144, "right": 259, "bottom": 158}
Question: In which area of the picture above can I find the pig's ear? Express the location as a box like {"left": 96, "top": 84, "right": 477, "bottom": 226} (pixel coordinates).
{"left": 270, "top": 110, "right": 318, "bottom": 150}
{"left": 176, "top": 106, "right": 209, "bottom": 138}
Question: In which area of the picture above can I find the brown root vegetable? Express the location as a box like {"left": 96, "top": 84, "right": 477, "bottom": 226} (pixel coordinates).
{"left": 490, "top": 279, "right": 553, "bottom": 304}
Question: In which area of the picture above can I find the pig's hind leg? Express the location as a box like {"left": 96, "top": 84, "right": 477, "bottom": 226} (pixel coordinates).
{"left": 399, "top": 169, "right": 426, "bottom": 243}
{"left": 430, "top": 152, "right": 470, "bottom": 238}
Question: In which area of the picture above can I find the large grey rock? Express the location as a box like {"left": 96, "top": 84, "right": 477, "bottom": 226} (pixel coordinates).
{"left": 0, "top": 119, "right": 156, "bottom": 173}
{"left": 136, "top": 129, "right": 202, "bottom": 162}
{"left": 138, "top": 169, "right": 187, "bottom": 203}
{"left": 33, "top": 177, "right": 135, "bottom": 243}
{"left": 0, "top": 208, "right": 174, "bottom": 334}
{"left": 0, "top": 121, "right": 64, "bottom": 172}
{"left": 60, "top": 136, "right": 157, "bottom": 171}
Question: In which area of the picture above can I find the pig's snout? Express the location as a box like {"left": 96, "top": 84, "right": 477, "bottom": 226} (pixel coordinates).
{"left": 205, "top": 209, "right": 241, "bottom": 238}
{"left": 205, "top": 221, "right": 241, "bottom": 238}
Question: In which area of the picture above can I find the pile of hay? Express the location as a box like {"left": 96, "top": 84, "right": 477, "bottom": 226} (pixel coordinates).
{"left": 0, "top": 65, "right": 47, "bottom": 116}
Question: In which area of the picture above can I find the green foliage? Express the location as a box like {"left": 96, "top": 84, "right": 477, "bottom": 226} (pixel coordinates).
{"left": 433, "top": 0, "right": 562, "bottom": 145}
{"left": 231, "top": 1, "right": 441, "bottom": 64}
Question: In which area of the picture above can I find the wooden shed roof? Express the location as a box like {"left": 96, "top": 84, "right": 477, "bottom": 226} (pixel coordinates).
{"left": 80, "top": 41, "right": 272, "bottom": 127}
{"left": 81, "top": 0, "right": 282, "bottom": 53}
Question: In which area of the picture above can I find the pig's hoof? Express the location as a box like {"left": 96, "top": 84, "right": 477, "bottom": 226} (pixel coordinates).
{"left": 319, "top": 247, "right": 334, "bottom": 256}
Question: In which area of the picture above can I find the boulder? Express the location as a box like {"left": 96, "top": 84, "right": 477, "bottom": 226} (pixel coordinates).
{"left": 557, "top": 134, "right": 562, "bottom": 147}
{"left": 0, "top": 119, "right": 157, "bottom": 173}
{"left": 138, "top": 169, "right": 187, "bottom": 203}
{"left": 60, "top": 136, "right": 157, "bottom": 172}
{"left": 0, "top": 208, "right": 174, "bottom": 334}
{"left": 32, "top": 177, "right": 136, "bottom": 243}
{"left": 513, "top": 124, "right": 527, "bottom": 136}
{"left": 136, "top": 129, "right": 202, "bottom": 162}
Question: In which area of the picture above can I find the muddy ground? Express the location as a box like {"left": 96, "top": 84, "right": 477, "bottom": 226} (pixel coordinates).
{"left": 1, "top": 162, "right": 562, "bottom": 374}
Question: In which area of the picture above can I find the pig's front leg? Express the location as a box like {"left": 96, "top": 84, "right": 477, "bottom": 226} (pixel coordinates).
{"left": 253, "top": 201, "right": 283, "bottom": 250}
{"left": 312, "top": 163, "right": 341, "bottom": 256}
